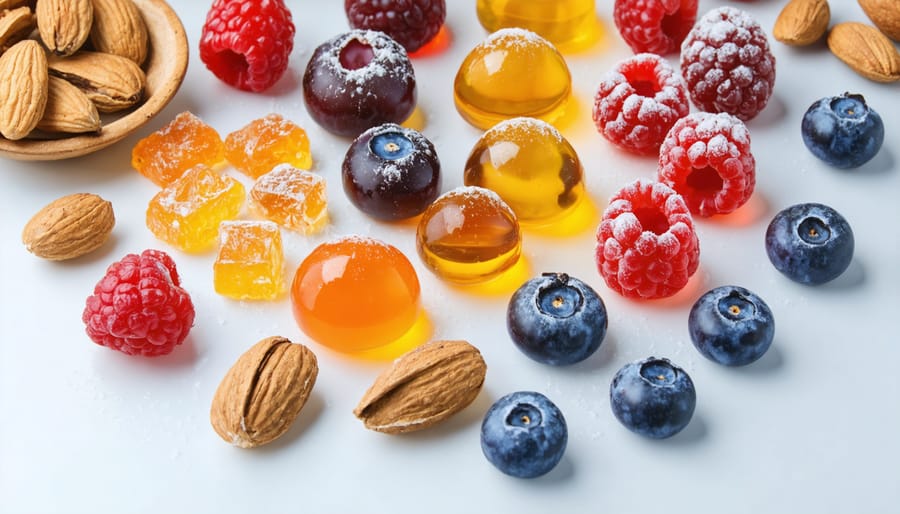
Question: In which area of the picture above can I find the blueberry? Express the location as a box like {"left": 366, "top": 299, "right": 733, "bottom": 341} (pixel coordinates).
{"left": 480, "top": 391, "right": 567, "bottom": 478}
{"left": 506, "top": 272, "right": 607, "bottom": 366}
{"left": 765, "top": 202, "right": 854, "bottom": 285}
{"left": 342, "top": 123, "right": 441, "bottom": 220}
{"left": 801, "top": 92, "right": 884, "bottom": 169}
{"left": 689, "top": 286, "right": 774, "bottom": 366}
{"left": 609, "top": 357, "right": 696, "bottom": 439}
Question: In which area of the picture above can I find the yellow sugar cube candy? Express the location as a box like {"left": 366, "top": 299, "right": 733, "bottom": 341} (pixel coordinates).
{"left": 225, "top": 114, "right": 313, "bottom": 179}
{"left": 250, "top": 164, "right": 328, "bottom": 234}
{"left": 146, "top": 165, "right": 246, "bottom": 252}
{"left": 214, "top": 221, "right": 284, "bottom": 300}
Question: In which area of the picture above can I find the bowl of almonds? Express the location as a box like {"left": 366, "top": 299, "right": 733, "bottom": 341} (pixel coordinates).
{"left": 0, "top": 0, "right": 187, "bottom": 160}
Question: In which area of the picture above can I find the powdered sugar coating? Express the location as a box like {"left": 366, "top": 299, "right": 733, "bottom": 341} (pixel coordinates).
{"left": 680, "top": 6, "right": 776, "bottom": 121}
{"left": 593, "top": 53, "right": 690, "bottom": 155}
{"left": 614, "top": 0, "right": 699, "bottom": 55}
{"left": 251, "top": 164, "right": 328, "bottom": 233}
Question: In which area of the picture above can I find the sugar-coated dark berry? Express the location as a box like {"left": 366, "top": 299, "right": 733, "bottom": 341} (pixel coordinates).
{"left": 342, "top": 123, "right": 441, "bottom": 221}
{"left": 689, "top": 285, "right": 774, "bottom": 366}
{"left": 613, "top": 0, "right": 698, "bottom": 55}
{"left": 303, "top": 30, "right": 417, "bottom": 137}
{"left": 609, "top": 357, "right": 696, "bottom": 439}
{"left": 765, "top": 203, "right": 854, "bottom": 285}
{"left": 345, "top": 0, "right": 446, "bottom": 53}
{"left": 507, "top": 273, "right": 607, "bottom": 366}
{"left": 801, "top": 93, "right": 885, "bottom": 169}
{"left": 481, "top": 391, "right": 567, "bottom": 478}
{"left": 199, "top": 0, "right": 295, "bottom": 92}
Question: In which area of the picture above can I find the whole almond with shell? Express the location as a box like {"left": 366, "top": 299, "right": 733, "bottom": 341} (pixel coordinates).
{"left": 0, "top": 6, "right": 35, "bottom": 54}
{"left": 210, "top": 336, "right": 318, "bottom": 448}
{"left": 22, "top": 193, "right": 115, "bottom": 260}
{"left": 47, "top": 51, "right": 145, "bottom": 112}
{"left": 773, "top": 0, "right": 830, "bottom": 46}
{"left": 36, "top": 0, "right": 94, "bottom": 57}
{"left": 89, "top": 0, "right": 149, "bottom": 65}
{"left": 0, "top": 40, "right": 48, "bottom": 140}
{"left": 859, "top": 0, "right": 900, "bottom": 42}
{"left": 36, "top": 76, "right": 101, "bottom": 134}
{"left": 827, "top": 22, "right": 900, "bottom": 82}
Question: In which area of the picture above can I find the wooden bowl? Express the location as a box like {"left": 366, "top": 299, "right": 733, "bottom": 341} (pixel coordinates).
{"left": 0, "top": 0, "right": 188, "bottom": 161}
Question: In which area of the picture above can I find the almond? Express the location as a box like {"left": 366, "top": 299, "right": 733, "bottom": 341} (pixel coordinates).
{"left": 210, "top": 336, "right": 318, "bottom": 448}
{"left": 36, "top": 76, "right": 101, "bottom": 134}
{"left": 773, "top": 0, "right": 830, "bottom": 46}
{"left": 89, "top": 0, "right": 149, "bottom": 65}
{"left": 47, "top": 50, "right": 145, "bottom": 112}
{"left": 859, "top": 0, "right": 900, "bottom": 42}
{"left": 354, "top": 340, "right": 487, "bottom": 434}
{"left": 0, "top": 6, "right": 35, "bottom": 54}
{"left": 22, "top": 193, "right": 115, "bottom": 260}
{"left": 0, "top": 40, "right": 48, "bottom": 140}
{"left": 828, "top": 22, "right": 900, "bottom": 82}
{"left": 36, "top": 0, "right": 94, "bottom": 57}
{"left": 0, "top": 0, "right": 29, "bottom": 9}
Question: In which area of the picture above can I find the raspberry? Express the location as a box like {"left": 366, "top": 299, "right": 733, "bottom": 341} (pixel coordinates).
{"left": 613, "top": 0, "right": 698, "bottom": 55}
{"left": 680, "top": 6, "right": 776, "bottom": 121}
{"left": 83, "top": 250, "right": 195, "bottom": 357}
{"left": 593, "top": 53, "right": 690, "bottom": 155}
{"left": 345, "top": 0, "right": 446, "bottom": 53}
{"left": 199, "top": 0, "right": 295, "bottom": 93}
{"left": 595, "top": 180, "right": 700, "bottom": 300}
{"left": 658, "top": 112, "right": 755, "bottom": 217}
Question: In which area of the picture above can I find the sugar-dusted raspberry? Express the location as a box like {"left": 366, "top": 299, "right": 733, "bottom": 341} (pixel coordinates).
{"left": 680, "top": 6, "right": 776, "bottom": 121}
{"left": 658, "top": 112, "right": 755, "bottom": 217}
{"left": 83, "top": 250, "right": 195, "bottom": 357}
{"left": 199, "top": 0, "right": 295, "bottom": 92}
{"left": 345, "top": 0, "right": 446, "bottom": 53}
{"left": 595, "top": 180, "right": 700, "bottom": 300}
{"left": 614, "top": 0, "right": 699, "bottom": 55}
{"left": 593, "top": 53, "right": 690, "bottom": 155}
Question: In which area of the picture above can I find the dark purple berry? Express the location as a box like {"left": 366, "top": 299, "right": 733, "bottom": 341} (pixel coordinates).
{"left": 345, "top": 0, "right": 446, "bottom": 53}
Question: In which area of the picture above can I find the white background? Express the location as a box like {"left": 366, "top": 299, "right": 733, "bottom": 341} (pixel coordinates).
{"left": 2, "top": 1, "right": 899, "bottom": 513}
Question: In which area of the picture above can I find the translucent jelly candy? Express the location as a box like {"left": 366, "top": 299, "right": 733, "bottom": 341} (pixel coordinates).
{"left": 146, "top": 165, "right": 245, "bottom": 252}
{"left": 250, "top": 164, "right": 328, "bottom": 234}
{"left": 454, "top": 28, "right": 571, "bottom": 130}
{"left": 476, "top": 0, "right": 596, "bottom": 48}
{"left": 224, "top": 114, "right": 313, "bottom": 179}
{"left": 464, "top": 117, "right": 584, "bottom": 225}
{"left": 132, "top": 111, "right": 225, "bottom": 186}
{"left": 291, "top": 236, "right": 421, "bottom": 353}
{"left": 416, "top": 186, "right": 521, "bottom": 284}
{"left": 214, "top": 221, "right": 284, "bottom": 300}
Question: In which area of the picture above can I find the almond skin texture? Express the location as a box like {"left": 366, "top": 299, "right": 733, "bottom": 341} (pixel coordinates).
{"left": 89, "top": 0, "right": 149, "bottom": 65}
{"left": 0, "top": 40, "right": 49, "bottom": 140}
{"left": 859, "top": 0, "right": 900, "bottom": 42}
{"left": 22, "top": 193, "right": 115, "bottom": 260}
{"left": 36, "top": 76, "right": 102, "bottom": 134}
{"left": 828, "top": 22, "right": 900, "bottom": 82}
{"left": 773, "top": 0, "right": 830, "bottom": 46}
{"left": 36, "top": 0, "right": 94, "bottom": 57}
{"left": 210, "top": 336, "right": 318, "bottom": 449}
{"left": 354, "top": 340, "right": 487, "bottom": 434}
{"left": 0, "top": 6, "right": 36, "bottom": 54}
{"left": 47, "top": 50, "right": 145, "bottom": 112}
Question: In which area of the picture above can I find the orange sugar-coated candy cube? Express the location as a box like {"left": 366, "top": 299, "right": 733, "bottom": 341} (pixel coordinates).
{"left": 132, "top": 111, "right": 225, "bottom": 186}
{"left": 250, "top": 164, "right": 328, "bottom": 234}
{"left": 146, "top": 165, "right": 245, "bottom": 252}
{"left": 225, "top": 113, "right": 313, "bottom": 179}
{"left": 214, "top": 221, "right": 284, "bottom": 300}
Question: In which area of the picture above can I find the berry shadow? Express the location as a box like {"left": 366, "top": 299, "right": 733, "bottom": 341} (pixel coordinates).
{"left": 851, "top": 146, "right": 895, "bottom": 176}
{"left": 528, "top": 454, "right": 575, "bottom": 484}
{"left": 568, "top": 332, "right": 618, "bottom": 374}
{"left": 660, "top": 411, "right": 708, "bottom": 446}
{"left": 733, "top": 344, "right": 785, "bottom": 376}
{"left": 748, "top": 93, "right": 787, "bottom": 129}
{"left": 818, "top": 257, "right": 866, "bottom": 291}
{"left": 700, "top": 192, "right": 771, "bottom": 228}
{"left": 252, "top": 392, "right": 325, "bottom": 454}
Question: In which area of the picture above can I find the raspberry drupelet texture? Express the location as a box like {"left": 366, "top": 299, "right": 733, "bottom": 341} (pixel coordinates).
{"left": 595, "top": 180, "right": 700, "bottom": 300}
{"left": 199, "top": 0, "right": 295, "bottom": 93}
{"left": 658, "top": 112, "right": 755, "bottom": 217}
{"left": 680, "top": 6, "right": 775, "bottom": 121}
{"left": 593, "top": 53, "right": 690, "bottom": 155}
{"left": 614, "top": 0, "right": 699, "bottom": 55}
{"left": 83, "top": 250, "right": 195, "bottom": 357}
{"left": 345, "top": 0, "right": 446, "bottom": 53}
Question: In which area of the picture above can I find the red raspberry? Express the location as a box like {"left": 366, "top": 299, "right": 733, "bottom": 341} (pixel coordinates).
{"left": 83, "top": 250, "right": 195, "bottom": 357}
{"left": 680, "top": 6, "right": 776, "bottom": 121}
{"left": 658, "top": 112, "right": 755, "bottom": 217}
{"left": 613, "top": 0, "right": 699, "bottom": 55}
{"left": 595, "top": 180, "right": 700, "bottom": 300}
{"left": 199, "top": 0, "right": 295, "bottom": 93}
{"left": 345, "top": 0, "right": 446, "bottom": 53}
{"left": 593, "top": 53, "right": 690, "bottom": 155}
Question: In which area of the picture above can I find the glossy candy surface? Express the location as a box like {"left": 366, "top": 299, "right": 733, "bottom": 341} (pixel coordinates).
{"left": 250, "top": 164, "right": 328, "bottom": 234}
{"left": 475, "top": 0, "right": 596, "bottom": 48}
{"left": 224, "top": 114, "right": 313, "bottom": 178}
{"left": 214, "top": 221, "right": 285, "bottom": 300}
{"left": 416, "top": 186, "right": 521, "bottom": 284}
{"left": 291, "top": 236, "right": 421, "bottom": 352}
{"left": 464, "top": 117, "right": 583, "bottom": 225}
{"left": 454, "top": 28, "right": 571, "bottom": 130}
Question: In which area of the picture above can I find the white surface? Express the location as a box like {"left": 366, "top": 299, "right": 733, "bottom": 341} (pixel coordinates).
{"left": 1, "top": 2, "right": 899, "bottom": 513}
